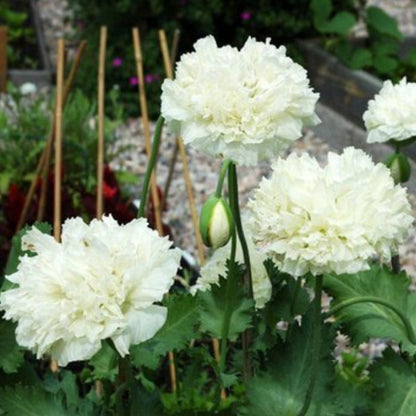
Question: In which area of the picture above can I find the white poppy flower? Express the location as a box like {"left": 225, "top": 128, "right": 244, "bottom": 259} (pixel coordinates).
{"left": 247, "top": 147, "right": 413, "bottom": 276}
{"left": 161, "top": 36, "right": 319, "bottom": 166}
{"left": 0, "top": 216, "right": 182, "bottom": 366}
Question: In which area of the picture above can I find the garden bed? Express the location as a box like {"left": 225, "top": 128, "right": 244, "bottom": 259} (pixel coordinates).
{"left": 7, "top": 0, "right": 51, "bottom": 86}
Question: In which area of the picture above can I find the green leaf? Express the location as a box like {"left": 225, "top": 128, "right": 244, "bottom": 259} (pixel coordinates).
{"left": 317, "top": 11, "right": 356, "bottom": 35}
{"left": 151, "top": 293, "right": 200, "bottom": 355}
{"left": 0, "top": 384, "right": 66, "bottom": 416}
{"left": 0, "top": 319, "right": 24, "bottom": 374}
{"left": 199, "top": 260, "right": 254, "bottom": 340}
{"left": 310, "top": 0, "right": 331, "bottom": 23}
{"left": 129, "top": 382, "right": 164, "bottom": 416}
{"left": 131, "top": 293, "right": 200, "bottom": 369}
{"left": 324, "top": 265, "right": 416, "bottom": 354}
{"left": 366, "top": 6, "right": 404, "bottom": 40}
{"left": 370, "top": 348, "right": 416, "bottom": 415}
{"left": 89, "top": 341, "right": 118, "bottom": 381}
{"left": 373, "top": 54, "right": 398, "bottom": 74}
{"left": 243, "top": 308, "right": 337, "bottom": 415}
{"left": 219, "top": 372, "right": 238, "bottom": 388}
{"left": 3, "top": 222, "right": 52, "bottom": 283}
{"left": 349, "top": 48, "right": 373, "bottom": 69}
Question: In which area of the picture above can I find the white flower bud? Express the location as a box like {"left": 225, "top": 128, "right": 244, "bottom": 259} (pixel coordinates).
{"left": 200, "top": 195, "right": 234, "bottom": 249}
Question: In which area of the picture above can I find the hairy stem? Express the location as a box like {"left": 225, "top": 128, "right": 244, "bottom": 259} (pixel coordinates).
{"left": 228, "top": 162, "right": 254, "bottom": 381}
{"left": 298, "top": 275, "right": 323, "bottom": 416}
{"left": 138, "top": 116, "right": 164, "bottom": 218}
{"left": 215, "top": 158, "right": 232, "bottom": 197}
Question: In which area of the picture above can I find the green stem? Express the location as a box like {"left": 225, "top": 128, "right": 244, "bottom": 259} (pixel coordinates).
{"left": 138, "top": 115, "right": 164, "bottom": 218}
{"left": 116, "top": 355, "right": 134, "bottom": 415}
{"left": 228, "top": 162, "right": 254, "bottom": 382}
{"left": 219, "top": 227, "right": 237, "bottom": 375}
{"left": 327, "top": 296, "right": 416, "bottom": 345}
{"left": 298, "top": 275, "right": 323, "bottom": 416}
{"left": 291, "top": 277, "right": 302, "bottom": 316}
{"left": 227, "top": 163, "right": 253, "bottom": 301}
{"left": 215, "top": 158, "right": 232, "bottom": 197}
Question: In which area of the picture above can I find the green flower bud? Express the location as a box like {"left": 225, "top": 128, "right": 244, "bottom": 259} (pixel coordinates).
{"left": 199, "top": 195, "right": 234, "bottom": 249}
{"left": 384, "top": 152, "right": 411, "bottom": 184}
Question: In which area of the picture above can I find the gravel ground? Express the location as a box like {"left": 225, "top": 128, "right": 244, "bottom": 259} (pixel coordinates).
{"left": 35, "top": 0, "right": 416, "bottom": 275}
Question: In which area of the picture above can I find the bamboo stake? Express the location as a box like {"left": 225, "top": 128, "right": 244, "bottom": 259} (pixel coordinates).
{"left": 158, "top": 29, "right": 225, "bottom": 399}
{"left": 54, "top": 40, "right": 65, "bottom": 241}
{"left": 132, "top": 28, "right": 163, "bottom": 233}
{"left": 0, "top": 26, "right": 7, "bottom": 93}
{"left": 162, "top": 29, "right": 181, "bottom": 208}
{"left": 37, "top": 41, "right": 88, "bottom": 222}
{"left": 158, "top": 29, "right": 204, "bottom": 265}
{"left": 50, "top": 39, "right": 65, "bottom": 374}
{"left": 133, "top": 27, "right": 177, "bottom": 393}
{"left": 96, "top": 27, "right": 107, "bottom": 219}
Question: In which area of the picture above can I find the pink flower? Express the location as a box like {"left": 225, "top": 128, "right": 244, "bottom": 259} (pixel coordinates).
{"left": 113, "top": 58, "right": 123, "bottom": 67}
{"left": 145, "top": 74, "right": 153, "bottom": 83}
{"left": 240, "top": 11, "right": 252, "bottom": 21}
{"left": 129, "top": 77, "right": 138, "bottom": 86}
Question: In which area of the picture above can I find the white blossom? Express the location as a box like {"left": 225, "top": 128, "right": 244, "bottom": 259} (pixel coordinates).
{"left": 0, "top": 216, "right": 182, "bottom": 366}
{"left": 19, "top": 82, "right": 37, "bottom": 95}
{"left": 363, "top": 78, "right": 416, "bottom": 143}
{"left": 247, "top": 147, "right": 413, "bottom": 276}
{"left": 161, "top": 36, "right": 319, "bottom": 166}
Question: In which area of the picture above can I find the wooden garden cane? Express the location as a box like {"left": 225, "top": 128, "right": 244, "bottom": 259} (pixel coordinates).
{"left": 16, "top": 40, "right": 88, "bottom": 231}
{"left": 0, "top": 26, "right": 7, "bottom": 93}
{"left": 132, "top": 27, "right": 177, "bottom": 394}
{"left": 158, "top": 29, "right": 226, "bottom": 399}
{"left": 36, "top": 41, "right": 88, "bottom": 222}
{"left": 96, "top": 26, "right": 107, "bottom": 219}
{"left": 50, "top": 38, "right": 65, "bottom": 374}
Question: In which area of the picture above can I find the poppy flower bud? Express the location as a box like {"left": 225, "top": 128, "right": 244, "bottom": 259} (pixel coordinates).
{"left": 385, "top": 152, "right": 411, "bottom": 184}
{"left": 199, "top": 195, "right": 234, "bottom": 249}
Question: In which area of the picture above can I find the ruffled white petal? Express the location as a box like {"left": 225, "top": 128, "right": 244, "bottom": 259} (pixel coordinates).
{"left": 0, "top": 215, "right": 181, "bottom": 365}
{"left": 161, "top": 36, "right": 319, "bottom": 166}
{"left": 247, "top": 147, "right": 413, "bottom": 276}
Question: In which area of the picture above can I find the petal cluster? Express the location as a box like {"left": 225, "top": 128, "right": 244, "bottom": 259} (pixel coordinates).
{"left": 161, "top": 36, "right": 319, "bottom": 166}
{"left": 363, "top": 78, "right": 416, "bottom": 143}
{"left": 191, "top": 223, "right": 272, "bottom": 308}
{"left": 0, "top": 216, "right": 182, "bottom": 366}
{"left": 247, "top": 147, "right": 413, "bottom": 276}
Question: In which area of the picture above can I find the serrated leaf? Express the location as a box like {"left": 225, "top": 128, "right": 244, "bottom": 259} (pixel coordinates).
{"left": 370, "top": 348, "right": 416, "bottom": 415}
{"left": 130, "top": 294, "right": 200, "bottom": 368}
{"left": 199, "top": 260, "right": 254, "bottom": 340}
{"left": 130, "top": 342, "right": 161, "bottom": 370}
{"left": 3, "top": 222, "right": 52, "bottom": 283}
{"left": 324, "top": 265, "right": 416, "bottom": 354}
{"left": 129, "top": 382, "right": 164, "bottom": 416}
{"left": 89, "top": 341, "right": 118, "bottom": 381}
{"left": 151, "top": 294, "right": 200, "bottom": 355}
{"left": 366, "top": 6, "right": 404, "bottom": 40}
{"left": 0, "top": 319, "right": 24, "bottom": 374}
{"left": 0, "top": 384, "right": 66, "bottom": 416}
{"left": 243, "top": 308, "right": 337, "bottom": 415}
{"left": 220, "top": 372, "right": 238, "bottom": 388}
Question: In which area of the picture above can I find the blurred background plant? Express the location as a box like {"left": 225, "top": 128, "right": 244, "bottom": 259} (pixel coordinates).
{"left": 0, "top": 84, "right": 137, "bottom": 273}
{"left": 65, "top": 0, "right": 357, "bottom": 118}
{"left": 0, "top": 0, "right": 39, "bottom": 69}
{"left": 64, "top": 0, "right": 416, "bottom": 119}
